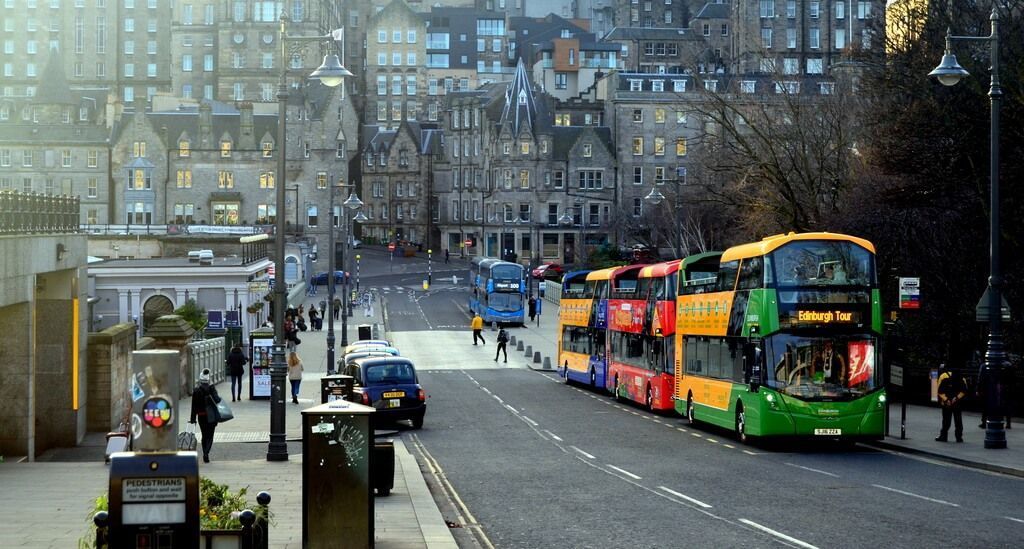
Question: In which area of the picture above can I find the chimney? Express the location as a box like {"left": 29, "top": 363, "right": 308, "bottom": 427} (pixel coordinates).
{"left": 199, "top": 102, "right": 213, "bottom": 148}
{"left": 238, "top": 101, "right": 256, "bottom": 150}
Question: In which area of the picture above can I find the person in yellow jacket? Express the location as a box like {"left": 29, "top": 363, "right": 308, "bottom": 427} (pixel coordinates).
{"left": 936, "top": 364, "right": 967, "bottom": 442}
{"left": 471, "top": 312, "right": 486, "bottom": 345}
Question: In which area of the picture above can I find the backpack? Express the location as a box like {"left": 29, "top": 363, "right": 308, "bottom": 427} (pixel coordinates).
{"left": 498, "top": 330, "right": 509, "bottom": 343}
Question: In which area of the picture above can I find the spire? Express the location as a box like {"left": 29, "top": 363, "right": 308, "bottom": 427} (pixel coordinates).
{"left": 35, "top": 49, "right": 76, "bottom": 106}
{"left": 499, "top": 59, "right": 538, "bottom": 137}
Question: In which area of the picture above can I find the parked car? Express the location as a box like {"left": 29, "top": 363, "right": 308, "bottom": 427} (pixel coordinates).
{"left": 348, "top": 357, "right": 426, "bottom": 429}
{"left": 532, "top": 263, "right": 565, "bottom": 280}
{"left": 344, "top": 339, "right": 392, "bottom": 354}
{"left": 338, "top": 348, "right": 400, "bottom": 374}
{"left": 311, "top": 271, "right": 350, "bottom": 285}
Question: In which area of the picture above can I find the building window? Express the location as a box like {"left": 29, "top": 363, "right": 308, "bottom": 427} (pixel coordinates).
{"left": 578, "top": 170, "right": 603, "bottom": 190}
{"left": 761, "top": 28, "right": 772, "bottom": 49}
{"left": 633, "top": 198, "right": 642, "bottom": 217}
{"left": 555, "top": 72, "right": 567, "bottom": 90}
{"left": 654, "top": 137, "right": 665, "bottom": 156}
{"left": 632, "top": 137, "right": 643, "bottom": 155}
{"left": 179, "top": 140, "right": 190, "bottom": 157}
{"left": 220, "top": 141, "right": 232, "bottom": 157}
{"left": 259, "top": 171, "right": 275, "bottom": 189}
{"left": 218, "top": 170, "right": 234, "bottom": 188}
{"left": 759, "top": 0, "right": 774, "bottom": 17}
{"left": 87, "top": 150, "right": 98, "bottom": 167}
{"left": 519, "top": 170, "right": 530, "bottom": 189}
{"left": 553, "top": 171, "right": 564, "bottom": 189}
{"left": 87, "top": 178, "right": 98, "bottom": 197}
{"left": 132, "top": 141, "right": 146, "bottom": 158}
{"left": 633, "top": 166, "right": 643, "bottom": 185}
{"left": 583, "top": 143, "right": 592, "bottom": 157}
{"left": 632, "top": 109, "right": 643, "bottom": 123}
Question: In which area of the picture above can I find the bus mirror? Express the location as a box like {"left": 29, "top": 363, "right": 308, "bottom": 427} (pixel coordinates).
{"left": 745, "top": 341, "right": 763, "bottom": 392}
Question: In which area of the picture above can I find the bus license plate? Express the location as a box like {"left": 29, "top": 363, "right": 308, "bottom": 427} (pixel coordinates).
{"left": 382, "top": 391, "right": 405, "bottom": 399}
{"left": 387, "top": 399, "right": 401, "bottom": 408}
{"left": 814, "top": 428, "right": 842, "bottom": 436}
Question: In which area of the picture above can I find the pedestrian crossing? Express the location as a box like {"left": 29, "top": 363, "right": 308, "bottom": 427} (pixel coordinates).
{"left": 391, "top": 330, "right": 521, "bottom": 370}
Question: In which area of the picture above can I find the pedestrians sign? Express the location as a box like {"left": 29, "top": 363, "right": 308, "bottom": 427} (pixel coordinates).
{"left": 898, "top": 277, "right": 920, "bottom": 309}
{"left": 890, "top": 365, "right": 903, "bottom": 387}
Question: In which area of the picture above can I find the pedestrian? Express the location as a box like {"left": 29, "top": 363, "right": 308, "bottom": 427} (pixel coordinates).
{"left": 288, "top": 350, "right": 304, "bottom": 404}
{"left": 308, "top": 306, "right": 320, "bottom": 331}
{"left": 471, "top": 311, "right": 485, "bottom": 345}
{"left": 936, "top": 363, "right": 967, "bottom": 442}
{"left": 445, "top": 249, "right": 450, "bottom": 264}
{"left": 333, "top": 297, "right": 342, "bottom": 320}
{"left": 225, "top": 345, "right": 248, "bottom": 402}
{"left": 495, "top": 328, "right": 509, "bottom": 362}
{"left": 528, "top": 296, "right": 537, "bottom": 322}
{"left": 189, "top": 368, "right": 222, "bottom": 463}
{"left": 319, "top": 299, "right": 327, "bottom": 320}
{"left": 284, "top": 314, "right": 301, "bottom": 346}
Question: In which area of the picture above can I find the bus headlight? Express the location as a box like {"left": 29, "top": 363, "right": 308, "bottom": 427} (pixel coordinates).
{"left": 877, "top": 394, "right": 886, "bottom": 407}
{"left": 764, "top": 392, "right": 778, "bottom": 410}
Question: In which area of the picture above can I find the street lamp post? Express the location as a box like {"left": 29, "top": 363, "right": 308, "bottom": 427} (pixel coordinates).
{"left": 355, "top": 254, "right": 361, "bottom": 290}
{"left": 326, "top": 181, "right": 362, "bottom": 374}
{"left": 268, "top": 13, "right": 351, "bottom": 462}
{"left": 428, "top": 248, "right": 433, "bottom": 285}
{"left": 644, "top": 180, "right": 684, "bottom": 259}
{"left": 929, "top": 7, "right": 1007, "bottom": 449}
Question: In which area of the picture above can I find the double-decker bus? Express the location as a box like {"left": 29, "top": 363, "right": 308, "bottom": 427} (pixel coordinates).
{"left": 469, "top": 257, "right": 526, "bottom": 324}
{"left": 603, "top": 261, "right": 681, "bottom": 411}
{"left": 606, "top": 264, "right": 651, "bottom": 405}
{"left": 674, "top": 233, "right": 885, "bottom": 442}
{"left": 558, "top": 268, "right": 615, "bottom": 388}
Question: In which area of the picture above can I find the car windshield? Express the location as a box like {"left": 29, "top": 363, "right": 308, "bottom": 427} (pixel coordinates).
{"left": 766, "top": 334, "right": 881, "bottom": 401}
{"left": 364, "top": 363, "right": 416, "bottom": 384}
{"left": 488, "top": 292, "right": 523, "bottom": 312}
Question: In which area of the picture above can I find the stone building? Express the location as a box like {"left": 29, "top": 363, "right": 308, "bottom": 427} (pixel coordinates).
{"left": 603, "top": 26, "right": 707, "bottom": 74}
{"left": 0, "top": 56, "right": 111, "bottom": 225}
{"left": 613, "top": 0, "right": 692, "bottom": 28}
{"left": 531, "top": 31, "right": 620, "bottom": 101}
{"left": 364, "top": 0, "right": 428, "bottom": 126}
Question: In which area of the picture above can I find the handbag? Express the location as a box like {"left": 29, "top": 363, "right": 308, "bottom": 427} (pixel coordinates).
{"left": 177, "top": 423, "right": 197, "bottom": 451}
{"left": 206, "top": 395, "right": 234, "bottom": 423}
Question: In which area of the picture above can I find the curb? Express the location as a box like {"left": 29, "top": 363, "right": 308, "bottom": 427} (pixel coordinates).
{"left": 864, "top": 439, "right": 1024, "bottom": 478}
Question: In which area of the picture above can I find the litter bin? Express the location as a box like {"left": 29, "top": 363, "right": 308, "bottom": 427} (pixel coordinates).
{"left": 358, "top": 324, "right": 372, "bottom": 341}
{"left": 321, "top": 375, "right": 355, "bottom": 403}
{"left": 373, "top": 438, "right": 395, "bottom": 497}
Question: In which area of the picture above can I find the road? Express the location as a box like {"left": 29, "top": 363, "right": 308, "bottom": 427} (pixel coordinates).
{"left": 364, "top": 252, "right": 1024, "bottom": 548}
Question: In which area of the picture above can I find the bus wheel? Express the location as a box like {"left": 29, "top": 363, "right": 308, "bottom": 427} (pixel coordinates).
{"left": 735, "top": 403, "right": 748, "bottom": 444}
{"left": 645, "top": 386, "right": 654, "bottom": 412}
{"left": 686, "top": 394, "right": 695, "bottom": 425}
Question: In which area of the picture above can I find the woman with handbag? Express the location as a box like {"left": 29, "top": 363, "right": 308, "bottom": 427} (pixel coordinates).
{"left": 225, "top": 345, "right": 248, "bottom": 402}
{"left": 189, "top": 368, "right": 222, "bottom": 463}
{"left": 288, "top": 350, "right": 304, "bottom": 404}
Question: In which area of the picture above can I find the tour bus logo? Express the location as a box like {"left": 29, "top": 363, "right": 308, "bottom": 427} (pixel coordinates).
{"left": 142, "top": 397, "right": 172, "bottom": 428}
{"left": 796, "top": 310, "right": 859, "bottom": 324}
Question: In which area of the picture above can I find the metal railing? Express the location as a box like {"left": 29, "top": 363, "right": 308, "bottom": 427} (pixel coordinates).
{"left": 0, "top": 191, "right": 80, "bottom": 234}
{"left": 186, "top": 337, "right": 226, "bottom": 396}
{"left": 81, "top": 223, "right": 271, "bottom": 236}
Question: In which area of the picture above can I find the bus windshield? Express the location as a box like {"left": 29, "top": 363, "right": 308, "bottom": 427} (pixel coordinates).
{"left": 769, "top": 240, "right": 875, "bottom": 288}
{"left": 766, "top": 334, "right": 881, "bottom": 401}
{"left": 491, "top": 264, "right": 522, "bottom": 281}
{"left": 488, "top": 292, "right": 522, "bottom": 312}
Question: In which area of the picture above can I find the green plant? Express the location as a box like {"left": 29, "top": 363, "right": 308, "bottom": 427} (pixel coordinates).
{"left": 174, "top": 298, "right": 207, "bottom": 332}
{"left": 79, "top": 478, "right": 271, "bottom": 547}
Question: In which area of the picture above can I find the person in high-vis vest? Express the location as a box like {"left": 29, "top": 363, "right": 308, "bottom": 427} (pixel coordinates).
{"left": 471, "top": 312, "right": 485, "bottom": 345}
{"left": 936, "top": 364, "right": 967, "bottom": 442}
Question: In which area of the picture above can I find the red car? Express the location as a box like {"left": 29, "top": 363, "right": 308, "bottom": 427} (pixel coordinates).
{"left": 531, "top": 263, "right": 565, "bottom": 280}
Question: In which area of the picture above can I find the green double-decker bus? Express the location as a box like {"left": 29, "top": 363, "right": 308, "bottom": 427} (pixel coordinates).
{"left": 674, "top": 232, "right": 886, "bottom": 442}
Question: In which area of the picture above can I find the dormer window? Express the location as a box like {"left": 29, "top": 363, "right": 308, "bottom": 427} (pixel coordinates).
{"left": 520, "top": 141, "right": 530, "bottom": 155}
{"left": 132, "top": 141, "right": 146, "bottom": 158}
{"left": 262, "top": 141, "right": 273, "bottom": 158}
{"left": 220, "top": 140, "right": 232, "bottom": 157}
{"left": 179, "top": 140, "right": 190, "bottom": 157}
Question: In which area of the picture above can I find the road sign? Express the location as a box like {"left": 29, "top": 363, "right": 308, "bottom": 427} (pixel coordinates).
{"left": 898, "top": 277, "right": 920, "bottom": 309}
{"left": 464, "top": 239, "right": 473, "bottom": 247}
{"left": 388, "top": 243, "right": 396, "bottom": 251}
{"left": 890, "top": 365, "right": 903, "bottom": 387}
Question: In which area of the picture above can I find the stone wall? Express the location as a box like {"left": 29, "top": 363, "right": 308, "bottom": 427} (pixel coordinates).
{"left": 34, "top": 299, "right": 77, "bottom": 451}
{"left": 0, "top": 302, "right": 30, "bottom": 456}
{"left": 87, "top": 323, "right": 137, "bottom": 432}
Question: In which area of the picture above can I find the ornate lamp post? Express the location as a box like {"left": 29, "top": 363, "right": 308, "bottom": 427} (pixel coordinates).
{"left": 339, "top": 192, "right": 364, "bottom": 347}
{"left": 326, "top": 181, "right": 361, "bottom": 374}
{"left": 929, "top": 7, "right": 1007, "bottom": 449}
{"left": 269, "top": 14, "right": 351, "bottom": 462}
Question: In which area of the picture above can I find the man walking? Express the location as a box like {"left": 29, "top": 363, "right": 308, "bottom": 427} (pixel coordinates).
{"left": 528, "top": 296, "right": 537, "bottom": 323}
{"left": 936, "top": 364, "right": 967, "bottom": 442}
{"left": 495, "top": 328, "right": 509, "bottom": 362}
{"left": 471, "top": 312, "right": 485, "bottom": 345}
{"left": 445, "top": 249, "right": 450, "bottom": 264}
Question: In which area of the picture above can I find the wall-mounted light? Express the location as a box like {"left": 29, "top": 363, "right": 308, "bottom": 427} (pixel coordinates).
{"left": 57, "top": 243, "right": 67, "bottom": 261}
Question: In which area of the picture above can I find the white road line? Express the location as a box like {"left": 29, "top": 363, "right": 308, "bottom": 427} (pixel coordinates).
{"left": 657, "top": 486, "right": 713, "bottom": 509}
{"left": 691, "top": 432, "right": 703, "bottom": 438}
{"left": 677, "top": 427, "right": 688, "bottom": 433}
{"left": 653, "top": 419, "right": 663, "bottom": 424}
{"left": 871, "top": 484, "right": 960, "bottom": 507}
{"left": 723, "top": 444, "right": 735, "bottom": 449}
{"left": 742, "top": 450, "right": 757, "bottom": 456}
{"left": 521, "top": 416, "right": 538, "bottom": 427}
{"left": 785, "top": 462, "right": 839, "bottom": 478}
{"left": 504, "top": 404, "right": 518, "bottom": 414}
{"left": 607, "top": 465, "right": 641, "bottom": 480}
{"left": 706, "top": 438, "right": 719, "bottom": 444}
{"left": 738, "top": 519, "right": 819, "bottom": 549}
{"left": 543, "top": 430, "right": 563, "bottom": 442}
{"left": 481, "top": 387, "right": 491, "bottom": 394}
{"left": 492, "top": 395, "right": 503, "bottom": 403}
{"left": 1004, "top": 516, "right": 1024, "bottom": 524}
{"left": 570, "top": 446, "right": 595, "bottom": 459}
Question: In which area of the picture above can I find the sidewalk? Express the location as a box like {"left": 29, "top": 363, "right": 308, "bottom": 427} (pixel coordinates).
{"left": 0, "top": 295, "right": 458, "bottom": 548}
{"left": 507, "top": 301, "right": 1024, "bottom": 478}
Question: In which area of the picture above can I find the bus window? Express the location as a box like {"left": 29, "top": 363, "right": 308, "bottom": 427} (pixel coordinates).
{"left": 685, "top": 337, "right": 698, "bottom": 374}
{"left": 716, "top": 261, "right": 739, "bottom": 292}
{"left": 737, "top": 257, "right": 763, "bottom": 290}
{"left": 664, "top": 337, "right": 675, "bottom": 374}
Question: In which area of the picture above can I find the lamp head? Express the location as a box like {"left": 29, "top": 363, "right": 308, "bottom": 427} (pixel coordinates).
{"left": 929, "top": 51, "right": 969, "bottom": 87}
{"left": 353, "top": 211, "right": 368, "bottom": 223}
{"left": 310, "top": 54, "right": 352, "bottom": 87}
{"left": 644, "top": 188, "right": 666, "bottom": 205}
{"left": 558, "top": 213, "right": 573, "bottom": 226}
{"left": 343, "top": 192, "right": 363, "bottom": 210}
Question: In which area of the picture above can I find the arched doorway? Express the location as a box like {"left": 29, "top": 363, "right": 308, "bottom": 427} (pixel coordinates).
{"left": 142, "top": 295, "right": 175, "bottom": 334}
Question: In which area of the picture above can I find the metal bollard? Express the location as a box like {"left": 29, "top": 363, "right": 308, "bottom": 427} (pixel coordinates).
{"left": 510, "top": 335, "right": 517, "bottom": 346}
{"left": 93, "top": 511, "right": 109, "bottom": 549}
{"left": 533, "top": 351, "right": 542, "bottom": 364}
{"left": 543, "top": 356, "right": 552, "bottom": 369}
{"left": 239, "top": 509, "right": 257, "bottom": 549}
{"left": 525, "top": 345, "right": 533, "bottom": 356}
{"left": 491, "top": 321, "right": 498, "bottom": 331}
{"left": 516, "top": 340, "right": 524, "bottom": 351}
{"left": 255, "top": 491, "right": 271, "bottom": 549}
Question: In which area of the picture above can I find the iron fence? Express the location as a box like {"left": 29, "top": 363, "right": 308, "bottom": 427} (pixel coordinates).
{"left": 0, "top": 191, "right": 79, "bottom": 234}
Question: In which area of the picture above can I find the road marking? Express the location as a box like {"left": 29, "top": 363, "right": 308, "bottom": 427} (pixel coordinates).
{"left": 543, "top": 430, "right": 563, "bottom": 442}
{"left": 658, "top": 486, "right": 712, "bottom": 509}
{"left": 481, "top": 387, "right": 491, "bottom": 394}
{"left": 1004, "top": 516, "right": 1024, "bottom": 524}
{"left": 521, "top": 416, "right": 538, "bottom": 427}
{"left": 493, "top": 395, "right": 504, "bottom": 404}
{"left": 691, "top": 432, "right": 703, "bottom": 438}
{"left": 677, "top": 427, "right": 688, "bottom": 433}
{"left": 738, "top": 519, "right": 819, "bottom": 549}
{"left": 742, "top": 450, "right": 757, "bottom": 455}
{"left": 871, "top": 484, "right": 959, "bottom": 507}
{"left": 723, "top": 443, "right": 735, "bottom": 449}
{"left": 607, "top": 465, "right": 641, "bottom": 480}
{"left": 785, "top": 462, "right": 839, "bottom": 478}
{"left": 570, "top": 446, "right": 595, "bottom": 459}
{"left": 504, "top": 404, "right": 518, "bottom": 414}
{"left": 706, "top": 438, "right": 719, "bottom": 444}
{"left": 653, "top": 419, "right": 663, "bottom": 424}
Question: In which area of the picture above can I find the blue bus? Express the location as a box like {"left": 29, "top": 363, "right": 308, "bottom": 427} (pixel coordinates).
{"left": 469, "top": 258, "right": 526, "bottom": 324}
